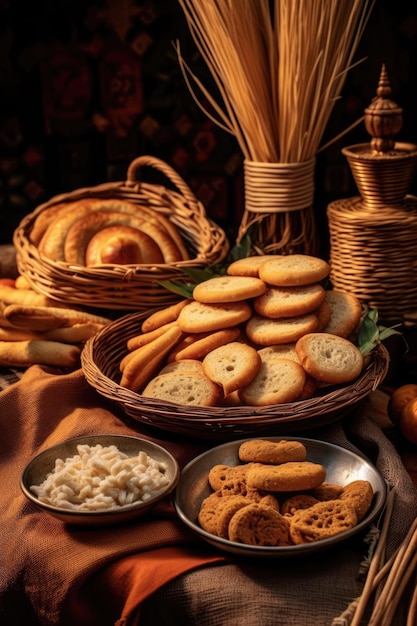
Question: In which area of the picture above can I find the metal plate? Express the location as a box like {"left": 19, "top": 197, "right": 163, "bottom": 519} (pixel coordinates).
{"left": 174, "top": 436, "right": 387, "bottom": 557}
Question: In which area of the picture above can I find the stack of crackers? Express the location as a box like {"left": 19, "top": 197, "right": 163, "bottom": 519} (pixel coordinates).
{"left": 120, "top": 254, "right": 365, "bottom": 407}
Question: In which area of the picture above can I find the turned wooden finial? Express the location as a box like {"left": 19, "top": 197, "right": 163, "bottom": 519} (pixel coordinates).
{"left": 364, "top": 64, "right": 403, "bottom": 153}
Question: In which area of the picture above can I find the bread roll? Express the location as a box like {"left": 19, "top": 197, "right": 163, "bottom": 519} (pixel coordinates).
{"left": 85, "top": 225, "right": 164, "bottom": 266}
{"left": 38, "top": 197, "right": 190, "bottom": 264}
{"left": 64, "top": 210, "right": 184, "bottom": 265}
{"left": 0, "top": 284, "right": 63, "bottom": 308}
{"left": 29, "top": 202, "right": 77, "bottom": 246}
{"left": 38, "top": 199, "right": 98, "bottom": 260}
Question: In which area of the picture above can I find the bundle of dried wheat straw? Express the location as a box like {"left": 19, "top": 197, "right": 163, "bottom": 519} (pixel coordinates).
{"left": 177, "top": 0, "right": 374, "bottom": 254}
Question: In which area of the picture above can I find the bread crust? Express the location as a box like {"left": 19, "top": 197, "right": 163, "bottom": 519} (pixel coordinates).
{"left": 177, "top": 301, "right": 252, "bottom": 333}
{"left": 85, "top": 225, "right": 164, "bottom": 265}
{"left": 226, "top": 255, "right": 281, "bottom": 277}
{"left": 202, "top": 341, "right": 261, "bottom": 395}
{"left": 38, "top": 197, "right": 189, "bottom": 264}
{"left": 239, "top": 359, "right": 306, "bottom": 406}
{"left": 253, "top": 283, "right": 325, "bottom": 319}
{"left": 246, "top": 313, "right": 319, "bottom": 345}
{"left": 295, "top": 332, "right": 364, "bottom": 384}
{"left": 64, "top": 210, "right": 183, "bottom": 265}
{"left": 141, "top": 371, "right": 222, "bottom": 406}
{"left": 259, "top": 254, "right": 330, "bottom": 286}
{"left": 193, "top": 275, "right": 266, "bottom": 303}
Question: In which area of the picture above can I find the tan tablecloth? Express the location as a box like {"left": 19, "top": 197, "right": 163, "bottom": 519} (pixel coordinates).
{"left": 0, "top": 365, "right": 416, "bottom": 626}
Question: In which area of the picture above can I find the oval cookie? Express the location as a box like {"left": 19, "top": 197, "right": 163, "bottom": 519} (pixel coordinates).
{"left": 247, "top": 461, "right": 326, "bottom": 492}
{"left": 238, "top": 439, "right": 307, "bottom": 464}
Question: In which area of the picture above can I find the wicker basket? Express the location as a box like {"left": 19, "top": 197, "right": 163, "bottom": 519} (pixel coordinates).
{"left": 13, "top": 155, "right": 229, "bottom": 311}
{"left": 81, "top": 310, "right": 390, "bottom": 440}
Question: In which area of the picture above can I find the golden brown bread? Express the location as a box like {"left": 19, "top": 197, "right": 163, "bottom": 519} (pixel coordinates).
{"left": 37, "top": 197, "right": 190, "bottom": 265}
{"left": 29, "top": 201, "right": 80, "bottom": 246}
{"left": 3, "top": 304, "right": 111, "bottom": 331}
{"left": 141, "top": 300, "right": 191, "bottom": 333}
{"left": 119, "top": 325, "right": 183, "bottom": 392}
{"left": 64, "top": 210, "right": 184, "bottom": 265}
{"left": 85, "top": 225, "right": 164, "bottom": 266}
{"left": 0, "top": 340, "right": 81, "bottom": 368}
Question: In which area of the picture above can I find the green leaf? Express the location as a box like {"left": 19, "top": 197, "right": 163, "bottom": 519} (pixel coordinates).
{"left": 358, "top": 307, "right": 402, "bottom": 355}
{"left": 180, "top": 267, "right": 217, "bottom": 283}
{"left": 157, "top": 280, "right": 195, "bottom": 299}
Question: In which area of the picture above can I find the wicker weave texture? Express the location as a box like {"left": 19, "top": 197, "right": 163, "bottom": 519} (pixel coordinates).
{"left": 327, "top": 195, "right": 417, "bottom": 325}
{"left": 81, "top": 310, "right": 390, "bottom": 440}
{"left": 13, "top": 155, "right": 229, "bottom": 311}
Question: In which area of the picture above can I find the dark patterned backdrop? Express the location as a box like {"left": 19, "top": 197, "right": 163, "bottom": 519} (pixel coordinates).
{"left": 0, "top": 0, "right": 416, "bottom": 250}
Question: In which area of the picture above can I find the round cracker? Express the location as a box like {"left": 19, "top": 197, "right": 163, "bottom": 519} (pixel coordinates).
{"left": 258, "top": 254, "right": 330, "bottom": 287}
{"left": 193, "top": 275, "right": 266, "bottom": 303}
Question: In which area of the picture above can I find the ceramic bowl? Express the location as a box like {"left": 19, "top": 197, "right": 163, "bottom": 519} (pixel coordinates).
{"left": 20, "top": 434, "right": 180, "bottom": 526}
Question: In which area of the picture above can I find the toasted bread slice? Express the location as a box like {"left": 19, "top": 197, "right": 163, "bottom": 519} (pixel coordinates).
{"left": 202, "top": 341, "right": 261, "bottom": 396}
{"left": 295, "top": 332, "right": 363, "bottom": 384}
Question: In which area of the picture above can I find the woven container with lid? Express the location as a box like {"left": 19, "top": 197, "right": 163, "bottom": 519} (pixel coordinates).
{"left": 13, "top": 155, "right": 229, "bottom": 312}
{"left": 327, "top": 65, "right": 417, "bottom": 325}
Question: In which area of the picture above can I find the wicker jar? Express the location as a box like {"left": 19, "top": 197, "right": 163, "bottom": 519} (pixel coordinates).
{"left": 327, "top": 66, "right": 417, "bottom": 325}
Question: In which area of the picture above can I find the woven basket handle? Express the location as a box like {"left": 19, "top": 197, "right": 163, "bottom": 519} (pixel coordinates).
{"left": 126, "top": 155, "right": 202, "bottom": 213}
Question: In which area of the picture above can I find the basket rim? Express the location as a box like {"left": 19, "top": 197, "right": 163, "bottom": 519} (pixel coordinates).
{"left": 80, "top": 310, "right": 390, "bottom": 434}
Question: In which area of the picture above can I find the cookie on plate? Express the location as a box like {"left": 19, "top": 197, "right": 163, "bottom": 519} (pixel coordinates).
{"left": 238, "top": 439, "right": 307, "bottom": 464}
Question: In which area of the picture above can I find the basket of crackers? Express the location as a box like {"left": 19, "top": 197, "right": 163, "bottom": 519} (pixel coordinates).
{"left": 81, "top": 253, "right": 390, "bottom": 439}
{"left": 13, "top": 155, "right": 228, "bottom": 312}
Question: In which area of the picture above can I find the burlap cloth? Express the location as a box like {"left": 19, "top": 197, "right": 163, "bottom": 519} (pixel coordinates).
{"left": 0, "top": 365, "right": 416, "bottom": 626}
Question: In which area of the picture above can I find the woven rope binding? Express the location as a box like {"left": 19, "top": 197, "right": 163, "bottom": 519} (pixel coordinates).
{"left": 81, "top": 310, "right": 390, "bottom": 441}
{"left": 13, "top": 155, "right": 228, "bottom": 311}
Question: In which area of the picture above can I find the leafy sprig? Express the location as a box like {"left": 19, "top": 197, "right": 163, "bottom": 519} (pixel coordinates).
{"left": 358, "top": 307, "right": 402, "bottom": 355}
{"left": 158, "top": 233, "right": 252, "bottom": 299}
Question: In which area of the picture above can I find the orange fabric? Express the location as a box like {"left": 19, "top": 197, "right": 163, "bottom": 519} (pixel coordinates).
{"left": 69, "top": 546, "right": 225, "bottom": 626}
{"left": 0, "top": 365, "right": 226, "bottom": 626}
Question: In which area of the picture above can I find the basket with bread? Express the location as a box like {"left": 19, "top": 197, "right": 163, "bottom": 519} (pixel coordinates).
{"left": 13, "top": 155, "right": 228, "bottom": 311}
{"left": 81, "top": 253, "right": 390, "bottom": 439}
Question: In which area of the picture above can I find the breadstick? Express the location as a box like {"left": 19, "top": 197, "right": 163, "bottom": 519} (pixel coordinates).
{"left": 126, "top": 321, "right": 178, "bottom": 352}
{"left": 42, "top": 323, "right": 106, "bottom": 343}
{"left": 0, "top": 340, "right": 81, "bottom": 367}
{"left": 120, "top": 326, "right": 183, "bottom": 391}
{"left": 0, "top": 284, "right": 62, "bottom": 307}
{"left": 0, "top": 327, "right": 41, "bottom": 341}
{"left": 4, "top": 304, "right": 112, "bottom": 331}
{"left": 141, "top": 300, "right": 190, "bottom": 333}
